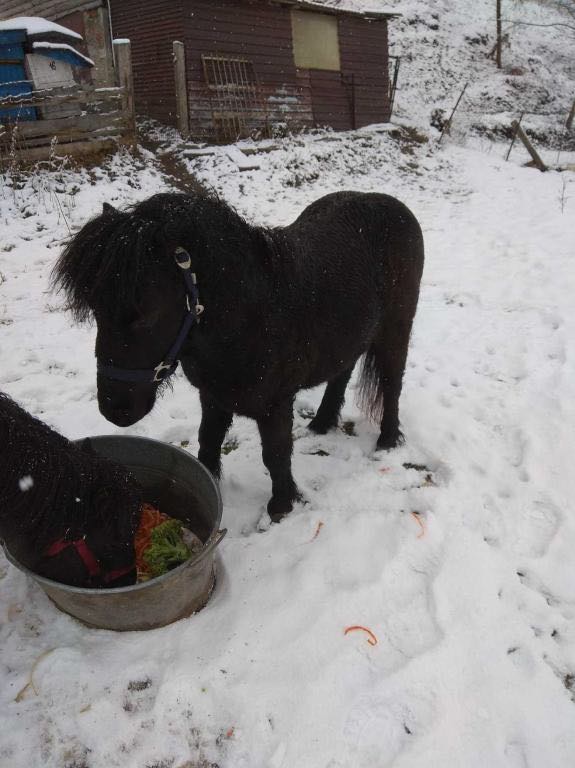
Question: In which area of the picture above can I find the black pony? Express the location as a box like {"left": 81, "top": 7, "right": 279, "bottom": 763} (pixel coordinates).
{"left": 54, "top": 191, "right": 424, "bottom": 520}
{"left": 0, "top": 392, "right": 141, "bottom": 587}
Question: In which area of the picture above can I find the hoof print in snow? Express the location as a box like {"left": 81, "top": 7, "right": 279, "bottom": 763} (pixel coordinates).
{"left": 403, "top": 462, "right": 437, "bottom": 487}
{"left": 221, "top": 436, "right": 239, "bottom": 455}
{"left": 297, "top": 405, "right": 315, "bottom": 419}
{"left": 123, "top": 677, "right": 154, "bottom": 713}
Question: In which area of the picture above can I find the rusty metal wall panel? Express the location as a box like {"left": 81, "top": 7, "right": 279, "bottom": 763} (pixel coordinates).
{"left": 183, "top": 0, "right": 313, "bottom": 140}
{"left": 109, "top": 0, "right": 390, "bottom": 137}
{"left": 110, "top": 0, "right": 184, "bottom": 126}
{"left": 339, "top": 17, "right": 390, "bottom": 128}
{"left": 1, "top": 0, "right": 102, "bottom": 20}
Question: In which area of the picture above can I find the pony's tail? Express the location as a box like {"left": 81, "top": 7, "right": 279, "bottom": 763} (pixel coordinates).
{"left": 357, "top": 346, "right": 386, "bottom": 423}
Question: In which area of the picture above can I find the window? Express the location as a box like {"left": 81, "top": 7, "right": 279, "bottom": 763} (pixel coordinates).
{"left": 291, "top": 10, "right": 341, "bottom": 71}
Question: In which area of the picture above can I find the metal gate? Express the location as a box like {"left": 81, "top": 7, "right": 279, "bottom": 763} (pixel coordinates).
{"left": 202, "top": 53, "right": 268, "bottom": 142}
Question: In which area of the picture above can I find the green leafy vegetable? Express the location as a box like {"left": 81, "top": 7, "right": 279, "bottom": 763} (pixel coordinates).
{"left": 142, "top": 519, "right": 191, "bottom": 577}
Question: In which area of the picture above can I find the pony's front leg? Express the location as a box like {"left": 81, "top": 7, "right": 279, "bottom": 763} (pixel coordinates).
{"left": 198, "top": 390, "right": 233, "bottom": 479}
{"left": 257, "top": 398, "right": 301, "bottom": 522}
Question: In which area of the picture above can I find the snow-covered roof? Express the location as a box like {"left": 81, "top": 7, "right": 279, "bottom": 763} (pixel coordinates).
{"left": 0, "top": 16, "right": 82, "bottom": 40}
{"left": 32, "top": 41, "right": 94, "bottom": 67}
{"left": 286, "top": 0, "right": 400, "bottom": 18}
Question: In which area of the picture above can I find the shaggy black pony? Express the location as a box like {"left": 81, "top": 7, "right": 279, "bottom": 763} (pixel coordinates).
{"left": 0, "top": 392, "right": 141, "bottom": 587}
{"left": 54, "top": 190, "right": 424, "bottom": 520}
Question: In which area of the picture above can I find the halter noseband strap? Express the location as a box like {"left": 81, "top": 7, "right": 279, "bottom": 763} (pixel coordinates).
{"left": 97, "top": 247, "right": 203, "bottom": 385}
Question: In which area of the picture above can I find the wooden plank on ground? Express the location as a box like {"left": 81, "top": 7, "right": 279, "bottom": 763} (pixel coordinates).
{"left": 240, "top": 141, "right": 279, "bottom": 155}
{"left": 225, "top": 146, "right": 260, "bottom": 171}
{"left": 183, "top": 148, "right": 217, "bottom": 157}
{"left": 6, "top": 113, "right": 127, "bottom": 140}
{"left": 0, "top": 138, "right": 120, "bottom": 164}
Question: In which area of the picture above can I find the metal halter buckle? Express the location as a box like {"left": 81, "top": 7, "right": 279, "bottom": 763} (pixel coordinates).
{"left": 153, "top": 362, "right": 173, "bottom": 382}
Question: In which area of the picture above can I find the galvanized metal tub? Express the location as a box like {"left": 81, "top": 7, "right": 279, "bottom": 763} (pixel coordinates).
{"left": 2, "top": 435, "right": 225, "bottom": 632}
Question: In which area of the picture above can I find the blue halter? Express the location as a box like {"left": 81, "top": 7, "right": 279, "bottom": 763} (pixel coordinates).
{"left": 97, "top": 247, "right": 203, "bottom": 384}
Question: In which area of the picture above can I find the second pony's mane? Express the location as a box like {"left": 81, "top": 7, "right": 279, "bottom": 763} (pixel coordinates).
{"left": 0, "top": 393, "right": 140, "bottom": 551}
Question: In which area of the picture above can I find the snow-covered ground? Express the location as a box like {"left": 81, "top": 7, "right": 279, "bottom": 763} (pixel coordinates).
{"left": 0, "top": 123, "right": 574, "bottom": 767}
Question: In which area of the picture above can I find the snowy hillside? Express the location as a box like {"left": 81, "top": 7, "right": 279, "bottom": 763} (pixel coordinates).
{"left": 381, "top": 0, "right": 575, "bottom": 143}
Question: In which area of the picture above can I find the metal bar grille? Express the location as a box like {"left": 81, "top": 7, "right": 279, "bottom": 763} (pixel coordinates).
{"left": 201, "top": 53, "right": 268, "bottom": 143}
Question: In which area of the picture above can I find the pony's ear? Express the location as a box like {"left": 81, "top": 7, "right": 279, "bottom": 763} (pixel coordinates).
{"left": 102, "top": 202, "right": 117, "bottom": 216}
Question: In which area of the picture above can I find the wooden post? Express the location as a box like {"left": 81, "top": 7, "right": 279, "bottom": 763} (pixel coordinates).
{"left": 505, "top": 111, "right": 523, "bottom": 161}
{"left": 113, "top": 39, "right": 136, "bottom": 145}
{"left": 438, "top": 82, "right": 468, "bottom": 144}
{"left": 511, "top": 120, "right": 546, "bottom": 171}
{"left": 566, "top": 98, "right": 575, "bottom": 131}
{"left": 173, "top": 41, "right": 190, "bottom": 138}
{"left": 388, "top": 56, "right": 400, "bottom": 119}
{"left": 496, "top": 0, "right": 502, "bottom": 69}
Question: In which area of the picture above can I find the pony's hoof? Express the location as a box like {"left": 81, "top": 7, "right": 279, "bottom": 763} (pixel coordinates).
{"left": 308, "top": 416, "right": 336, "bottom": 435}
{"left": 376, "top": 430, "right": 404, "bottom": 451}
{"left": 268, "top": 497, "right": 294, "bottom": 523}
{"left": 267, "top": 490, "right": 305, "bottom": 523}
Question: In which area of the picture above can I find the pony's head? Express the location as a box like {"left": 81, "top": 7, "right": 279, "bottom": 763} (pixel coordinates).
{"left": 0, "top": 393, "right": 142, "bottom": 588}
{"left": 53, "top": 195, "right": 203, "bottom": 426}
{"left": 34, "top": 449, "right": 142, "bottom": 588}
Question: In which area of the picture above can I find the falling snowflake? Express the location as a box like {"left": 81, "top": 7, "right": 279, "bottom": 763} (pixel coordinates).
{"left": 18, "top": 476, "right": 34, "bottom": 492}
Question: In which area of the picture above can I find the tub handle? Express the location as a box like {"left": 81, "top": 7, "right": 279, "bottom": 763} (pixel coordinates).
{"left": 204, "top": 528, "right": 227, "bottom": 556}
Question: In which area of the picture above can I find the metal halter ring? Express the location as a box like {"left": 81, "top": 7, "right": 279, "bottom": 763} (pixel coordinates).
{"left": 153, "top": 361, "right": 175, "bottom": 383}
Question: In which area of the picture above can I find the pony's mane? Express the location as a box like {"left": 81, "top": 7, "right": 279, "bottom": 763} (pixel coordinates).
{"left": 52, "top": 190, "right": 238, "bottom": 323}
{"left": 0, "top": 393, "right": 140, "bottom": 550}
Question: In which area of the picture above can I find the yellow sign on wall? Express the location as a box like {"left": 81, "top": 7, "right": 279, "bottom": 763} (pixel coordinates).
{"left": 291, "top": 10, "right": 341, "bottom": 72}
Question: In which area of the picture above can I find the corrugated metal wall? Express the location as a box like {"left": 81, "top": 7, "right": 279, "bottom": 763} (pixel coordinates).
{"left": 110, "top": 0, "right": 183, "bottom": 126}
{"left": 182, "top": 0, "right": 313, "bottom": 139}
{"left": 109, "top": 0, "right": 391, "bottom": 139}
{"left": 0, "top": 0, "right": 101, "bottom": 21}
{"left": 341, "top": 15, "right": 390, "bottom": 129}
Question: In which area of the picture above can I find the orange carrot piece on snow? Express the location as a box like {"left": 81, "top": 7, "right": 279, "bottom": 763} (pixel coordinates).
{"left": 344, "top": 625, "right": 378, "bottom": 646}
{"left": 309, "top": 521, "right": 324, "bottom": 542}
{"left": 411, "top": 511, "right": 425, "bottom": 538}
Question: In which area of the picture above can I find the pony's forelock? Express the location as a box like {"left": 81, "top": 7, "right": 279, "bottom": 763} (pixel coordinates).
{"left": 52, "top": 193, "right": 205, "bottom": 324}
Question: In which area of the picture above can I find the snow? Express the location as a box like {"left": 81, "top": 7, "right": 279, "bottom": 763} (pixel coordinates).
{"left": 1, "top": 0, "right": 575, "bottom": 764}
{"left": 18, "top": 476, "right": 33, "bottom": 492}
{"left": 293, "top": 0, "right": 398, "bottom": 16}
{"left": 32, "top": 42, "right": 94, "bottom": 68}
{"left": 0, "top": 127, "right": 574, "bottom": 768}
{"left": 0, "top": 16, "right": 82, "bottom": 41}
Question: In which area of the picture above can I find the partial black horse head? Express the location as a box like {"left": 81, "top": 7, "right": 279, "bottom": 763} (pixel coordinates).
{"left": 53, "top": 194, "right": 237, "bottom": 427}
{"left": 54, "top": 197, "right": 187, "bottom": 426}
{"left": 0, "top": 392, "right": 141, "bottom": 587}
{"left": 54, "top": 190, "right": 424, "bottom": 521}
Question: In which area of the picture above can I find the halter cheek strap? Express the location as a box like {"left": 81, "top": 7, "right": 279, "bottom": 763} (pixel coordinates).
{"left": 97, "top": 247, "right": 204, "bottom": 385}
{"left": 45, "top": 537, "right": 135, "bottom": 584}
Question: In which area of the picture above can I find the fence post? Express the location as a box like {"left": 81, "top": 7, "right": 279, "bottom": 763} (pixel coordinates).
{"left": 511, "top": 120, "right": 546, "bottom": 172}
{"left": 438, "top": 82, "right": 468, "bottom": 144}
{"left": 566, "top": 98, "right": 575, "bottom": 131}
{"left": 173, "top": 41, "right": 190, "bottom": 138}
{"left": 113, "top": 39, "right": 136, "bottom": 145}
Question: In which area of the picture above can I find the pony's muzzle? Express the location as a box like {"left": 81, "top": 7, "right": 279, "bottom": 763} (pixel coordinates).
{"left": 97, "top": 381, "right": 156, "bottom": 427}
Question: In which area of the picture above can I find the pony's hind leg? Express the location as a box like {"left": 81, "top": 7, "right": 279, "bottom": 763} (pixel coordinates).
{"left": 308, "top": 366, "right": 354, "bottom": 434}
{"left": 360, "top": 311, "right": 417, "bottom": 451}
